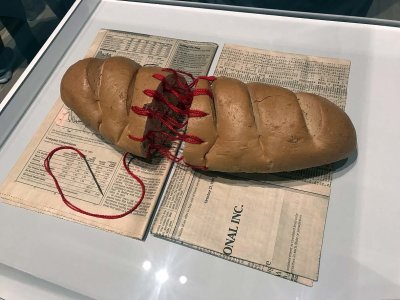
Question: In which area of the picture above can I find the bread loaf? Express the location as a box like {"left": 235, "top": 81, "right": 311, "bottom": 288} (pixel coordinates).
{"left": 61, "top": 56, "right": 185, "bottom": 157}
{"left": 60, "top": 56, "right": 357, "bottom": 173}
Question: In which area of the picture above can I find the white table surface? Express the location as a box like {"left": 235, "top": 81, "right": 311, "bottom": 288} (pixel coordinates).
{"left": 1, "top": 1, "right": 400, "bottom": 299}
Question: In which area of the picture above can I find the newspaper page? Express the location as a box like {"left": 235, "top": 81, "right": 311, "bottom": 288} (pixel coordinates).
{"left": 151, "top": 44, "right": 351, "bottom": 285}
{"left": 0, "top": 29, "right": 217, "bottom": 239}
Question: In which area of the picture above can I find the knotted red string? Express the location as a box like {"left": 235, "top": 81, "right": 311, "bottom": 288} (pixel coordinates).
{"left": 44, "top": 146, "right": 145, "bottom": 219}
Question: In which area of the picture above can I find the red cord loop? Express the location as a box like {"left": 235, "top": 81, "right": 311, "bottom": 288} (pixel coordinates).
{"left": 44, "top": 146, "right": 145, "bottom": 219}
{"left": 45, "top": 69, "right": 215, "bottom": 218}
{"left": 198, "top": 75, "right": 217, "bottom": 81}
{"left": 184, "top": 162, "right": 208, "bottom": 170}
{"left": 187, "top": 109, "right": 208, "bottom": 118}
{"left": 193, "top": 88, "right": 214, "bottom": 98}
{"left": 128, "top": 134, "right": 147, "bottom": 142}
{"left": 152, "top": 73, "right": 165, "bottom": 81}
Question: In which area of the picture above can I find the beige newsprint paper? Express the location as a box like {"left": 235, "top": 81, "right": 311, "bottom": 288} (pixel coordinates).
{"left": 0, "top": 29, "right": 217, "bottom": 239}
{"left": 151, "top": 44, "right": 351, "bottom": 285}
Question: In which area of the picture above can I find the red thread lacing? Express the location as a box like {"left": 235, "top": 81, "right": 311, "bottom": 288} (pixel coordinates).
{"left": 129, "top": 71, "right": 216, "bottom": 170}
{"left": 46, "top": 70, "right": 213, "bottom": 217}
{"left": 44, "top": 146, "right": 145, "bottom": 219}
{"left": 131, "top": 106, "right": 204, "bottom": 144}
{"left": 152, "top": 71, "right": 192, "bottom": 106}
{"left": 129, "top": 131, "right": 207, "bottom": 170}
{"left": 132, "top": 106, "right": 188, "bottom": 129}
{"left": 192, "top": 88, "right": 214, "bottom": 98}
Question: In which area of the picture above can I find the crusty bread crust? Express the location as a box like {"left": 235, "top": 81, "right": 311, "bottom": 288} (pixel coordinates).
{"left": 182, "top": 78, "right": 217, "bottom": 167}
{"left": 61, "top": 57, "right": 179, "bottom": 157}
{"left": 61, "top": 57, "right": 357, "bottom": 172}
{"left": 183, "top": 77, "right": 357, "bottom": 172}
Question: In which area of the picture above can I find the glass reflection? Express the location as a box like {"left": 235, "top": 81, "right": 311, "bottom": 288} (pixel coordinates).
{"left": 142, "top": 260, "right": 152, "bottom": 271}
{"left": 155, "top": 269, "right": 169, "bottom": 283}
{"left": 179, "top": 275, "right": 188, "bottom": 284}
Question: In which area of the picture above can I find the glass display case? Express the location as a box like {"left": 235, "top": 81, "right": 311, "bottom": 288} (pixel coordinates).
{"left": 1, "top": 1, "right": 399, "bottom": 299}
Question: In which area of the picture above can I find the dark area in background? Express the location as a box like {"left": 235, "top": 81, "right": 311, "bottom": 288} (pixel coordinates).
{"left": 0, "top": 0, "right": 75, "bottom": 98}
{"left": 184, "top": 0, "right": 374, "bottom": 16}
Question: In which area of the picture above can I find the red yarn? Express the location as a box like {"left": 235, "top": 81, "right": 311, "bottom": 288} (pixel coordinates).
{"left": 152, "top": 73, "right": 165, "bottom": 81}
{"left": 45, "top": 69, "right": 216, "bottom": 218}
{"left": 143, "top": 89, "right": 190, "bottom": 116}
{"left": 198, "top": 75, "right": 217, "bottom": 81}
{"left": 187, "top": 109, "right": 208, "bottom": 118}
{"left": 161, "top": 68, "right": 196, "bottom": 87}
{"left": 131, "top": 106, "right": 188, "bottom": 129}
{"left": 44, "top": 146, "right": 145, "bottom": 219}
{"left": 184, "top": 162, "right": 209, "bottom": 170}
{"left": 193, "top": 88, "right": 214, "bottom": 98}
{"left": 129, "top": 70, "right": 215, "bottom": 170}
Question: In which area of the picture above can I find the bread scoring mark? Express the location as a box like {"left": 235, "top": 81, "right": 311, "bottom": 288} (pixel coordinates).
{"left": 201, "top": 80, "right": 219, "bottom": 168}
{"left": 314, "top": 100, "right": 325, "bottom": 147}
{"left": 96, "top": 60, "right": 107, "bottom": 133}
{"left": 84, "top": 60, "right": 103, "bottom": 132}
{"left": 179, "top": 76, "right": 215, "bottom": 170}
{"left": 126, "top": 69, "right": 138, "bottom": 114}
{"left": 254, "top": 95, "right": 272, "bottom": 103}
{"left": 97, "top": 60, "right": 105, "bottom": 99}
{"left": 115, "top": 69, "right": 139, "bottom": 145}
{"left": 295, "top": 94, "right": 321, "bottom": 141}
{"left": 116, "top": 121, "right": 129, "bottom": 146}
{"left": 247, "top": 85, "right": 269, "bottom": 169}
{"left": 203, "top": 82, "right": 218, "bottom": 166}
{"left": 210, "top": 81, "right": 217, "bottom": 127}
{"left": 96, "top": 100, "right": 102, "bottom": 131}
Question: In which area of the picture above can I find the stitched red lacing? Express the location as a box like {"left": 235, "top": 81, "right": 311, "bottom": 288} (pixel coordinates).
{"left": 130, "top": 69, "right": 215, "bottom": 169}
{"left": 45, "top": 68, "right": 215, "bottom": 218}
